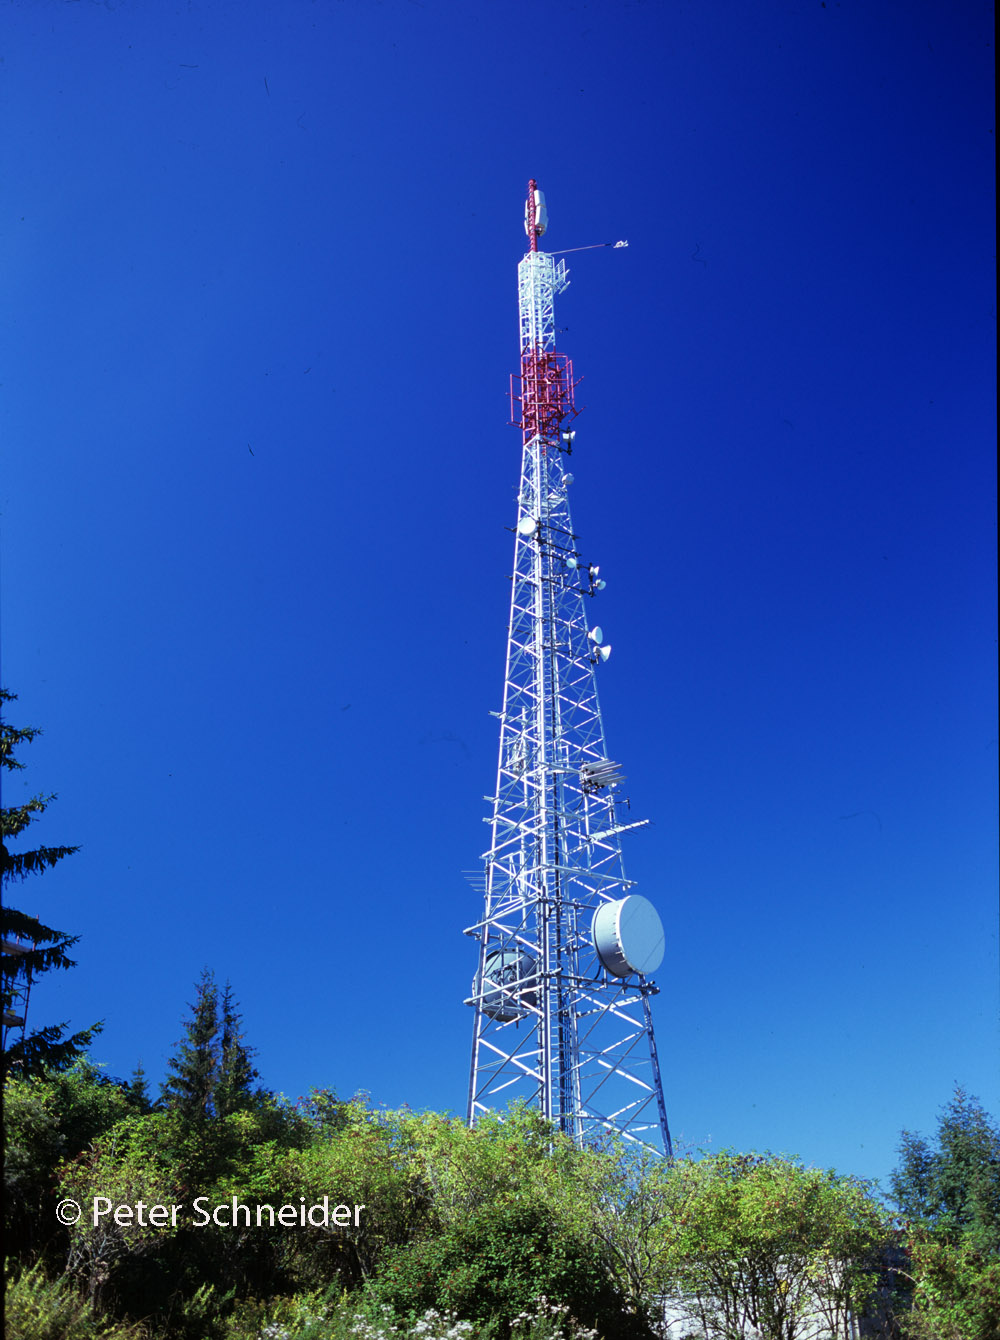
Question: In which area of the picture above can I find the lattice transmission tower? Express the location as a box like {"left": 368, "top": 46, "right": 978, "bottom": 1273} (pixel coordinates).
{"left": 465, "top": 182, "right": 671, "bottom": 1154}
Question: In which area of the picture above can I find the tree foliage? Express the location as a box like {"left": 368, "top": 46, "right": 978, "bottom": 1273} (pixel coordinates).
{"left": 6, "top": 1062, "right": 912, "bottom": 1340}
{"left": 4, "top": 1059, "right": 138, "bottom": 1266}
{"left": 160, "top": 969, "right": 259, "bottom": 1122}
{"left": 365, "top": 1196, "right": 634, "bottom": 1338}
{"left": 890, "top": 1088, "right": 1000, "bottom": 1339}
{"left": 900, "top": 1236, "right": 1000, "bottom": 1340}
{"left": 12, "top": 943, "right": 985, "bottom": 1340}
{"left": 649, "top": 1151, "right": 891, "bottom": 1340}
{"left": 1, "top": 688, "right": 99, "bottom": 1078}
{"left": 890, "top": 1087, "right": 1000, "bottom": 1254}
{"left": 5, "top": 1259, "right": 146, "bottom": 1340}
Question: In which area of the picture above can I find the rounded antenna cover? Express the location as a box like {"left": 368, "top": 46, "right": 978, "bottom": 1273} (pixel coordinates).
{"left": 479, "top": 950, "right": 537, "bottom": 1021}
{"left": 592, "top": 896, "right": 664, "bottom": 977}
{"left": 525, "top": 187, "right": 549, "bottom": 238}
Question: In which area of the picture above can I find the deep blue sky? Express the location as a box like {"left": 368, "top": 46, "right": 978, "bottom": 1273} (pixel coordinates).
{"left": 2, "top": 0, "right": 995, "bottom": 1191}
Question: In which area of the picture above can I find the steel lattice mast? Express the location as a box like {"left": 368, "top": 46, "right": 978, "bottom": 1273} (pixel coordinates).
{"left": 465, "top": 181, "right": 671, "bottom": 1154}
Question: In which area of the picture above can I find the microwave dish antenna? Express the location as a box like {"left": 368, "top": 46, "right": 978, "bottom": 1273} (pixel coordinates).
{"left": 592, "top": 896, "right": 665, "bottom": 977}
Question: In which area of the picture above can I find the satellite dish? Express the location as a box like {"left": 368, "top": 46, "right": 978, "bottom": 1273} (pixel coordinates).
{"left": 592, "top": 896, "right": 664, "bottom": 977}
{"left": 595, "top": 645, "right": 612, "bottom": 662}
{"left": 566, "top": 557, "right": 578, "bottom": 570}
{"left": 479, "top": 950, "right": 538, "bottom": 1021}
{"left": 588, "top": 626, "right": 603, "bottom": 644}
{"left": 563, "top": 473, "right": 574, "bottom": 486}
{"left": 517, "top": 517, "right": 539, "bottom": 537}
{"left": 594, "top": 579, "right": 607, "bottom": 591}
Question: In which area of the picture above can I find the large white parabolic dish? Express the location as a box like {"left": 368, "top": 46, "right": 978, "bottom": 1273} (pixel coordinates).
{"left": 592, "top": 895, "right": 664, "bottom": 977}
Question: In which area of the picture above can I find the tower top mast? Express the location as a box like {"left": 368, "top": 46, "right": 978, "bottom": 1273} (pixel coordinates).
{"left": 524, "top": 178, "right": 548, "bottom": 255}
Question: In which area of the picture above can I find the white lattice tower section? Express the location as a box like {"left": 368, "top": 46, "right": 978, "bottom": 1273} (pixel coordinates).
{"left": 465, "top": 182, "right": 671, "bottom": 1153}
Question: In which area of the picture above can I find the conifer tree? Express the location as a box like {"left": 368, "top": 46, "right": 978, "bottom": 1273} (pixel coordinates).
{"left": 161, "top": 969, "right": 258, "bottom": 1119}
{"left": 161, "top": 968, "right": 220, "bottom": 1120}
{"left": 891, "top": 1090, "right": 1000, "bottom": 1336}
{"left": 1, "top": 689, "right": 100, "bottom": 1077}
{"left": 128, "top": 1059, "right": 152, "bottom": 1111}
{"left": 891, "top": 1087, "right": 1000, "bottom": 1254}
{"left": 216, "top": 979, "right": 259, "bottom": 1116}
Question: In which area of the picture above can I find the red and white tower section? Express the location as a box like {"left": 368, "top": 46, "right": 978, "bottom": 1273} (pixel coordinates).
{"left": 466, "top": 182, "right": 671, "bottom": 1153}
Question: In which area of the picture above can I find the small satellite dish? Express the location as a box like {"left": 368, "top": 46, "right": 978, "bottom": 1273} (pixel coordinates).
{"left": 566, "top": 557, "right": 579, "bottom": 570}
{"left": 592, "top": 895, "right": 664, "bottom": 977}
{"left": 517, "top": 517, "right": 539, "bottom": 538}
{"left": 479, "top": 950, "right": 537, "bottom": 1021}
{"left": 594, "top": 579, "right": 607, "bottom": 591}
{"left": 595, "top": 645, "right": 612, "bottom": 662}
{"left": 588, "top": 626, "right": 604, "bottom": 644}
{"left": 563, "top": 473, "right": 575, "bottom": 486}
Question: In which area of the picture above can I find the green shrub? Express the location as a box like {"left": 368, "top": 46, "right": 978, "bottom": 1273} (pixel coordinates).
{"left": 363, "top": 1199, "right": 637, "bottom": 1339}
{"left": 4, "top": 1260, "right": 145, "bottom": 1340}
{"left": 221, "top": 1292, "right": 605, "bottom": 1340}
{"left": 221, "top": 1288, "right": 369, "bottom": 1340}
{"left": 902, "top": 1235, "right": 1000, "bottom": 1339}
{"left": 4, "top": 1063, "right": 135, "bottom": 1267}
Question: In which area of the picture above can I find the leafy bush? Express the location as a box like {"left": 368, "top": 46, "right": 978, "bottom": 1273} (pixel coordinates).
{"left": 3, "top": 1260, "right": 145, "bottom": 1340}
{"left": 900, "top": 1236, "right": 1000, "bottom": 1340}
{"left": 649, "top": 1151, "right": 892, "bottom": 1338}
{"left": 363, "top": 1198, "right": 635, "bottom": 1338}
{"left": 891, "top": 1089, "right": 1000, "bottom": 1338}
{"left": 5, "top": 1062, "right": 136, "bottom": 1266}
{"left": 9, "top": 1081, "right": 909, "bottom": 1340}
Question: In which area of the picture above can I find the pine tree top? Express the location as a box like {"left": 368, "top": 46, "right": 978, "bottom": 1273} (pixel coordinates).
{"left": 1, "top": 687, "right": 97, "bottom": 1078}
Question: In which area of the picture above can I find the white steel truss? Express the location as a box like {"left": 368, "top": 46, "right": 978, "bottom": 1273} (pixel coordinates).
{"left": 466, "top": 187, "right": 671, "bottom": 1154}
{"left": 517, "top": 251, "right": 568, "bottom": 352}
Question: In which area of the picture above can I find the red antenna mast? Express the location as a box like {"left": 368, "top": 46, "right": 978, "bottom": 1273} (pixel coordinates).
{"left": 512, "top": 180, "right": 578, "bottom": 446}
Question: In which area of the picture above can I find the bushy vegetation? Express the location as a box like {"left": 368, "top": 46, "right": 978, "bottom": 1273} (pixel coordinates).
{"left": 8, "top": 1049, "right": 999, "bottom": 1340}
{"left": 4, "top": 1260, "right": 146, "bottom": 1340}
{"left": 5, "top": 1013, "right": 999, "bottom": 1340}
{"left": 889, "top": 1089, "right": 1000, "bottom": 1340}
{"left": 0, "top": 1048, "right": 898, "bottom": 1340}
{"left": 4, "top": 697, "right": 997, "bottom": 1338}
